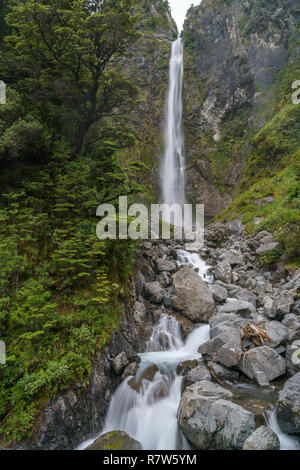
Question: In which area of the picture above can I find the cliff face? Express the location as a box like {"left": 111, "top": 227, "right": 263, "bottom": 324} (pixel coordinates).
{"left": 183, "top": 0, "right": 300, "bottom": 217}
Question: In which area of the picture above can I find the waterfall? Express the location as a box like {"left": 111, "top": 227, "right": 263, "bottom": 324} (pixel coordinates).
{"left": 161, "top": 37, "right": 186, "bottom": 206}
{"left": 100, "top": 316, "right": 210, "bottom": 450}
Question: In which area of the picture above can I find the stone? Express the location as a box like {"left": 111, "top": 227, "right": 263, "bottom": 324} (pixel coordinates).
{"left": 263, "top": 296, "right": 278, "bottom": 319}
{"left": 86, "top": 431, "right": 142, "bottom": 450}
{"left": 214, "top": 261, "right": 232, "bottom": 284}
{"left": 122, "top": 362, "right": 138, "bottom": 380}
{"left": 256, "top": 242, "right": 280, "bottom": 256}
{"left": 177, "top": 359, "right": 200, "bottom": 376}
{"left": 277, "top": 291, "right": 294, "bottom": 318}
{"left": 184, "top": 366, "right": 212, "bottom": 388}
{"left": 220, "top": 249, "right": 244, "bottom": 267}
{"left": 243, "top": 426, "right": 280, "bottom": 450}
{"left": 142, "top": 282, "right": 165, "bottom": 304}
{"left": 277, "top": 373, "right": 300, "bottom": 435}
{"left": 221, "top": 299, "right": 256, "bottom": 316}
{"left": 208, "top": 284, "right": 228, "bottom": 303}
{"left": 238, "top": 346, "right": 286, "bottom": 383}
{"left": 227, "top": 219, "right": 243, "bottom": 235}
{"left": 199, "top": 328, "right": 242, "bottom": 368}
{"left": 178, "top": 381, "right": 255, "bottom": 450}
{"left": 111, "top": 352, "right": 129, "bottom": 375}
{"left": 154, "top": 258, "right": 177, "bottom": 274}
{"left": 208, "top": 362, "right": 239, "bottom": 382}
{"left": 265, "top": 321, "right": 288, "bottom": 348}
{"left": 171, "top": 266, "right": 216, "bottom": 322}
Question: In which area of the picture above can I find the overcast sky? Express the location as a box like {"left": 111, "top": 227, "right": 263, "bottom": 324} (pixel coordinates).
{"left": 168, "top": 0, "right": 202, "bottom": 32}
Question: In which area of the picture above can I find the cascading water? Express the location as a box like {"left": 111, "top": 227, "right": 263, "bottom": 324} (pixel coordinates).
{"left": 85, "top": 316, "right": 210, "bottom": 451}
{"left": 161, "top": 37, "right": 186, "bottom": 206}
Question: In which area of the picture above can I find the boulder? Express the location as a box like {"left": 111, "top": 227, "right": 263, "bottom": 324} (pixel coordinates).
{"left": 183, "top": 366, "right": 212, "bottom": 388}
{"left": 111, "top": 352, "right": 129, "bottom": 375}
{"left": 243, "top": 426, "right": 280, "bottom": 450}
{"left": 238, "top": 346, "right": 286, "bottom": 383}
{"left": 256, "top": 242, "right": 280, "bottom": 256}
{"left": 171, "top": 266, "right": 216, "bottom": 322}
{"left": 154, "top": 258, "right": 177, "bottom": 274}
{"left": 214, "top": 261, "right": 232, "bottom": 284}
{"left": 208, "top": 362, "right": 239, "bottom": 383}
{"left": 142, "top": 282, "right": 165, "bottom": 304}
{"left": 178, "top": 381, "right": 255, "bottom": 450}
{"left": 221, "top": 299, "right": 256, "bottom": 316}
{"left": 277, "top": 291, "right": 294, "bottom": 318}
{"left": 199, "top": 328, "right": 242, "bottom": 368}
{"left": 263, "top": 296, "right": 278, "bottom": 319}
{"left": 86, "top": 431, "right": 142, "bottom": 450}
{"left": 220, "top": 249, "right": 244, "bottom": 267}
{"left": 277, "top": 373, "right": 300, "bottom": 434}
{"left": 177, "top": 359, "right": 200, "bottom": 376}
{"left": 265, "top": 321, "right": 288, "bottom": 348}
{"left": 208, "top": 284, "right": 228, "bottom": 303}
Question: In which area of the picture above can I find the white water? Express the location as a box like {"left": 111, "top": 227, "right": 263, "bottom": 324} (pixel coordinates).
{"left": 177, "top": 249, "right": 214, "bottom": 284}
{"left": 161, "top": 37, "right": 186, "bottom": 206}
{"left": 101, "top": 316, "right": 210, "bottom": 450}
{"left": 267, "top": 410, "right": 300, "bottom": 451}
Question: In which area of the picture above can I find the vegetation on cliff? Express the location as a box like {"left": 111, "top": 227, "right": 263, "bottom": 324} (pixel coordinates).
{"left": 0, "top": 0, "right": 147, "bottom": 445}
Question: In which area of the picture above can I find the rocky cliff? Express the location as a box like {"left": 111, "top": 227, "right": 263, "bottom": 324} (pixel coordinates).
{"left": 183, "top": 0, "right": 300, "bottom": 218}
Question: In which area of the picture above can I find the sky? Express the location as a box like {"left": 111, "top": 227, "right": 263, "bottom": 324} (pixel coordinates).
{"left": 168, "top": 0, "right": 202, "bottom": 32}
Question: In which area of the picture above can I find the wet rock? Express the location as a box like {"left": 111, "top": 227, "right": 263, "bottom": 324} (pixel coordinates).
{"left": 243, "top": 426, "right": 280, "bottom": 450}
{"left": 128, "top": 365, "right": 159, "bottom": 392}
{"left": 214, "top": 261, "right": 232, "bottom": 284}
{"left": 285, "top": 340, "right": 300, "bottom": 375}
{"left": 178, "top": 381, "right": 254, "bottom": 450}
{"left": 111, "top": 352, "right": 129, "bottom": 375}
{"left": 238, "top": 346, "right": 286, "bottom": 383}
{"left": 277, "top": 373, "right": 300, "bottom": 435}
{"left": 171, "top": 266, "right": 216, "bottom": 322}
{"left": 154, "top": 258, "right": 177, "bottom": 274}
{"left": 122, "top": 362, "right": 138, "bottom": 380}
{"left": 142, "top": 282, "right": 165, "bottom": 304}
{"left": 86, "top": 431, "right": 142, "bottom": 450}
{"left": 177, "top": 359, "right": 200, "bottom": 376}
{"left": 208, "top": 284, "right": 228, "bottom": 303}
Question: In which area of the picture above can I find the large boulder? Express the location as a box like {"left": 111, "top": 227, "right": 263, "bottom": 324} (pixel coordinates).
{"left": 178, "top": 381, "right": 255, "bottom": 450}
{"left": 86, "top": 431, "right": 142, "bottom": 450}
{"left": 214, "top": 261, "right": 232, "bottom": 284}
{"left": 220, "top": 249, "right": 244, "bottom": 267}
{"left": 277, "top": 373, "right": 300, "bottom": 434}
{"left": 183, "top": 366, "right": 212, "bottom": 389}
{"left": 243, "top": 426, "right": 280, "bottom": 450}
{"left": 238, "top": 346, "right": 286, "bottom": 384}
{"left": 171, "top": 266, "right": 216, "bottom": 322}
{"left": 256, "top": 242, "right": 280, "bottom": 255}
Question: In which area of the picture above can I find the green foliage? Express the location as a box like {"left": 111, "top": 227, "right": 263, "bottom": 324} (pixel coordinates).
{"left": 260, "top": 248, "right": 282, "bottom": 266}
{"left": 0, "top": 0, "right": 143, "bottom": 445}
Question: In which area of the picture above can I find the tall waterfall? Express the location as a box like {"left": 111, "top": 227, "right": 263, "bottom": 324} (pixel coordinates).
{"left": 161, "top": 37, "right": 186, "bottom": 206}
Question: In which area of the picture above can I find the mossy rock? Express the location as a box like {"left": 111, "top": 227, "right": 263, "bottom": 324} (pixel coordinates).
{"left": 86, "top": 431, "right": 143, "bottom": 451}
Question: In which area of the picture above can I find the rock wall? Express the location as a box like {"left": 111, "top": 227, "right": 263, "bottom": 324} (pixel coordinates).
{"left": 182, "top": 0, "right": 300, "bottom": 216}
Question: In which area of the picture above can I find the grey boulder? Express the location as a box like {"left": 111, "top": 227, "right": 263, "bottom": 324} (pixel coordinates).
{"left": 243, "top": 426, "right": 280, "bottom": 450}
{"left": 111, "top": 352, "right": 129, "bottom": 375}
{"left": 214, "top": 261, "right": 232, "bottom": 284}
{"left": 238, "top": 346, "right": 286, "bottom": 383}
{"left": 171, "top": 266, "right": 216, "bottom": 322}
{"left": 178, "top": 381, "right": 255, "bottom": 450}
{"left": 142, "top": 282, "right": 165, "bottom": 304}
{"left": 277, "top": 373, "right": 300, "bottom": 434}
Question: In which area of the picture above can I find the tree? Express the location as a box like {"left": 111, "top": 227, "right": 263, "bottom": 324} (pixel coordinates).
{"left": 1, "top": 0, "right": 140, "bottom": 157}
